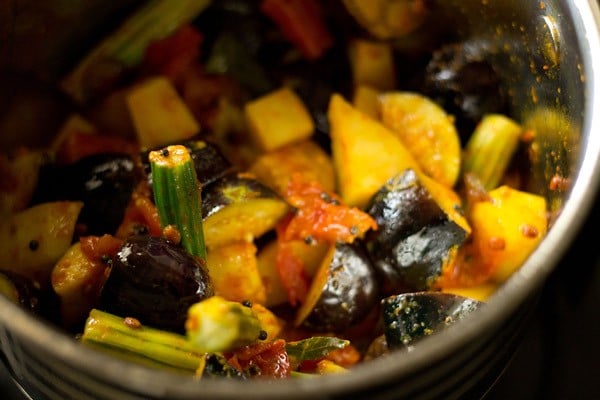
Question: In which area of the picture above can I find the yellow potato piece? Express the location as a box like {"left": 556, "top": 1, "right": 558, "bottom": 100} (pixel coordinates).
{"left": 126, "top": 76, "right": 200, "bottom": 149}
{"left": 206, "top": 241, "right": 266, "bottom": 305}
{"left": 244, "top": 87, "right": 315, "bottom": 152}
{"left": 328, "top": 93, "right": 420, "bottom": 209}
{"left": 470, "top": 185, "right": 548, "bottom": 283}
{"left": 379, "top": 91, "right": 461, "bottom": 188}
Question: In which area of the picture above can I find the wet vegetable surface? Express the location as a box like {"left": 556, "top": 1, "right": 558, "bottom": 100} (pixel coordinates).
{"left": 365, "top": 169, "right": 469, "bottom": 294}
{"left": 382, "top": 291, "right": 483, "bottom": 350}
{"left": 32, "top": 153, "right": 139, "bottom": 236}
{"left": 100, "top": 235, "right": 213, "bottom": 333}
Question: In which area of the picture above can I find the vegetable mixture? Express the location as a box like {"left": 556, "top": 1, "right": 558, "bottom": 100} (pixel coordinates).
{"left": 0, "top": 0, "right": 551, "bottom": 379}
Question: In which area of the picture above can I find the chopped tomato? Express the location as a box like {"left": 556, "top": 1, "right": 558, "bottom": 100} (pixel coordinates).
{"left": 281, "top": 174, "right": 377, "bottom": 244}
{"left": 275, "top": 231, "right": 311, "bottom": 306}
{"left": 227, "top": 339, "right": 291, "bottom": 378}
{"left": 260, "top": 0, "right": 334, "bottom": 60}
{"left": 274, "top": 174, "right": 377, "bottom": 306}
{"left": 79, "top": 234, "right": 123, "bottom": 263}
{"left": 55, "top": 131, "right": 138, "bottom": 164}
{"left": 141, "top": 24, "right": 204, "bottom": 84}
{"left": 115, "top": 182, "right": 163, "bottom": 239}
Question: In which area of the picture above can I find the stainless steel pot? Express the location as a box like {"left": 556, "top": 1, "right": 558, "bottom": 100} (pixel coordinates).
{"left": 1, "top": 1, "right": 600, "bottom": 399}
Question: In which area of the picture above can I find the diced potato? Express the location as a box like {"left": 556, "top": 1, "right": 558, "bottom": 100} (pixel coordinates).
{"left": 0, "top": 201, "right": 83, "bottom": 286}
{"left": 327, "top": 93, "right": 420, "bottom": 209}
{"left": 348, "top": 39, "right": 396, "bottom": 91}
{"left": 469, "top": 185, "right": 548, "bottom": 283}
{"left": 244, "top": 87, "right": 315, "bottom": 152}
{"left": 378, "top": 91, "right": 461, "bottom": 188}
{"left": 248, "top": 139, "right": 335, "bottom": 195}
{"left": 352, "top": 85, "right": 381, "bottom": 119}
{"left": 52, "top": 242, "right": 109, "bottom": 328}
{"left": 257, "top": 240, "right": 329, "bottom": 307}
{"left": 126, "top": 76, "right": 200, "bottom": 148}
{"left": 206, "top": 241, "right": 266, "bottom": 305}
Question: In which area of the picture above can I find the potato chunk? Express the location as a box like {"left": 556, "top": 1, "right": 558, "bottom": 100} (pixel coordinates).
{"left": 244, "top": 87, "right": 315, "bottom": 152}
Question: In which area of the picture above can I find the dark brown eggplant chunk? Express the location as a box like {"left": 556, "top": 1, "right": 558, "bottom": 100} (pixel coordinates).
{"left": 0, "top": 270, "right": 60, "bottom": 322}
{"left": 295, "top": 242, "right": 379, "bottom": 333}
{"left": 141, "top": 139, "right": 234, "bottom": 188}
{"left": 32, "top": 153, "right": 139, "bottom": 236}
{"left": 419, "top": 41, "right": 509, "bottom": 142}
{"left": 99, "top": 235, "right": 213, "bottom": 333}
{"left": 365, "top": 169, "right": 469, "bottom": 295}
{"left": 382, "top": 292, "right": 483, "bottom": 351}
{"left": 201, "top": 172, "right": 289, "bottom": 249}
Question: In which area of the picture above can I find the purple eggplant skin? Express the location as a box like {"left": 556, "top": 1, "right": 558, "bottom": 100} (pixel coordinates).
{"left": 381, "top": 292, "right": 483, "bottom": 351}
{"left": 365, "top": 170, "right": 468, "bottom": 295}
{"left": 420, "top": 41, "right": 509, "bottom": 143}
{"left": 99, "top": 235, "right": 214, "bottom": 333}
{"left": 141, "top": 139, "right": 234, "bottom": 189}
{"left": 32, "top": 153, "right": 139, "bottom": 237}
{"left": 301, "top": 242, "right": 379, "bottom": 333}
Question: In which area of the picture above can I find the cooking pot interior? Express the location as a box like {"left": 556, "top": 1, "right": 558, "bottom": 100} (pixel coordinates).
{"left": 1, "top": 1, "right": 599, "bottom": 399}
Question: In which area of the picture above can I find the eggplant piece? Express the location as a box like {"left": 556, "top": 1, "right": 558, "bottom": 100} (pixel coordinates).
{"left": 201, "top": 172, "right": 289, "bottom": 249}
{"left": 295, "top": 242, "right": 379, "bottom": 333}
{"left": 32, "top": 153, "right": 139, "bottom": 236}
{"left": 419, "top": 41, "right": 509, "bottom": 142}
{"left": 381, "top": 292, "right": 483, "bottom": 350}
{"left": 141, "top": 139, "right": 234, "bottom": 188}
{"left": 365, "top": 169, "right": 470, "bottom": 295}
{"left": 100, "top": 235, "right": 214, "bottom": 333}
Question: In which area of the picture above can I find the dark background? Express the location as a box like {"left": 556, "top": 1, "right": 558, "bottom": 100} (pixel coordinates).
{"left": 2, "top": 198, "right": 599, "bottom": 399}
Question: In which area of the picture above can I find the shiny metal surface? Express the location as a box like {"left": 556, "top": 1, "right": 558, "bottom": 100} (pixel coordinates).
{"left": 1, "top": 1, "right": 600, "bottom": 399}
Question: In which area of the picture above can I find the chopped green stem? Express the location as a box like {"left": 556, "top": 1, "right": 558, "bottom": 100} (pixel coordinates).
{"left": 61, "top": 0, "right": 213, "bottom": 104}
{"left": 462, "top": 114, "right": 522, "bottom": 190}
{"left": 150, "top": 144, "right": 208, "bottom": 260}
{"left": 185, "top": 296, "right": 263, "bottom": 353}
{"left": 81, "top": 309, "right": 204, "bottom": 373}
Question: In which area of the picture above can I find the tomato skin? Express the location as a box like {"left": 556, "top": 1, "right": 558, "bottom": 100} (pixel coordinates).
{"left": 281, "top": 175, "right": 377, "bottom": 244}
{"left": 79, "top": 234, "right": 123, "bottom": 263}
{"left": 260, "top": 0, "right": 333, "bottom": 60}
{"left": 227, "top": 339, "right": 291, "bottom": 378}
{"left": 56, "top": 131, "right": 138, "bottom": 164}
{"left": 274, "top": 175, "right": 377, "bottom": 306}
{"left": 275, "top": 236, "right": 311, "bottom": 307}
{"left": 142, "top": 25, "right": 203, "bottom": 83}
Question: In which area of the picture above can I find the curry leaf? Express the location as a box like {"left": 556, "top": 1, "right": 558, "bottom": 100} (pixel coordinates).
{"left": 285, "top": 336, "right": 349, "bottom": 362}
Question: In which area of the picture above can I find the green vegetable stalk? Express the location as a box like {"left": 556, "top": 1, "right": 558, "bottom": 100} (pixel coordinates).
{"left": 185, "top": 296, "right": 263, "bottom": 354}
{"left": 61, "top": 0, "right": 213, "bottom": 105}
{"left": 462, "top": 114, "right": 523, "bottom": 190}
{"left": 150, "top": 145, "right": 208, "bottom": 261}
{"left": 81, "top": 309, "right": 204, "bottom": 373}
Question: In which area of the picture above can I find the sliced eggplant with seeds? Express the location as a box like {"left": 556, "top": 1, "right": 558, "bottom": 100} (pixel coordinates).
{"left": 382, "top": 291, "right": 483, "bottom": 350}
